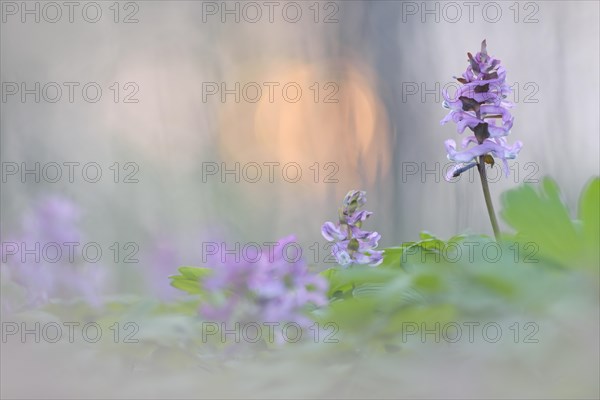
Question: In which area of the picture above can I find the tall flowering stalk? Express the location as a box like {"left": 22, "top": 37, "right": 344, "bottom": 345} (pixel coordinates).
{"left": 441, "top": 40, "right": 523, "bottom": 241}
{"left": 321, "top": 190, "right": 383, "bottom": 267}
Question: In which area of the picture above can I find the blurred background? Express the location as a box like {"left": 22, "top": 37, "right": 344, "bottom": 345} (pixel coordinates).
{"left": 1, "top": 2, "right": 599, "bottom": 399}
{"left": 1, "top": 0, "right": 599, "bottom": 295}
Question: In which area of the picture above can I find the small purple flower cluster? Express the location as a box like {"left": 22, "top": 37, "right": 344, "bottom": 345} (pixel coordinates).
{"left": 199, "top": 236, "right": 328, "bottom": 328}
{"left": 321, "top": 190, "right": 383, "bottom": 267}
{"left": 1, "top": 196, "right": 107, "bottom": 309}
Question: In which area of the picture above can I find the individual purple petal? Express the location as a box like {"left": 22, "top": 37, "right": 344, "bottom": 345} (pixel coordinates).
{"left": 346, "top": 210, "right": 372, "bottom": 225}
{"left": 321, "top": 221, "right": 347, "bottom": 241}
{"left": 445, "top": 139, "right": 485, "bottom": 163}
{"left": 357, "top": 231, "right": 381, "bottom": 249}
{"left": 461, "top": 135, "right": 478, "bottom": 148}
{"left": 487, "top": 118, "right": 513, "bottom": 138}
{"left": 490, "top": 138, "right": 523, "bottom": 176}
{"left": 454, "top": 112, "right": 483, "bottom": 134}
{"left": 440, "top": 110, "right": 455, "bottom": 125}
{"left": 334, "top": 248, "right": 352, "bottom": 267}
{"left": 353, "top": 250, "right": 383, "bottom": 267}
{"left": 445, "top": 164, "right": 463, "bottom": 182}
{"left": 368, "top": 251, "right": 384, "bottom": 266}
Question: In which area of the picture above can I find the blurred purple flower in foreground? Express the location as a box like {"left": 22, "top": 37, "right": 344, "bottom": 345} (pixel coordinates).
{"left": 1, "top": 195, "right": 107, "bottom": 309}
{"left": 441, "top": 40, "right": 523, "bottom": 180}
{"left": 321, "top": 190, "right": 383, "bottom": 267}
{"left": 199, "top": 236, "right": 328, "bottom": 328}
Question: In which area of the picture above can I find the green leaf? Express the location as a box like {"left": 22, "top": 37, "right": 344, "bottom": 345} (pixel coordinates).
{"left": 379, "top": 247, "right": 409, "bottom": 269}
{"left": 500, "top": 177, "right": 588, "bottom": 267}
{"left": 177, "top": 266, "right": 212, "bottom": 280}
{"left": 471, "top": 273, "right": 515, "bottom": 297}
{"left": 319, "top": 268, "right": 351, "bottom": 297}
{"left": 383, "top": 303, "right": 457, "bottom": 336}
{"left": 412, "top": 273, "right": 443, "bottom": 291}
{"left": 579, "top": 178, "right": 600, "bottom": 264}
{"left": 419, "top": 231, "right": 440, "bottom": 241}
{"left": 170, "top": 278, "right": 205, "bottom": 295}
{"left": 169, "top": 266, "right": 212, "bottom": 295}
{"left": 320, "top": 267, "right": 402, "bottom": 298}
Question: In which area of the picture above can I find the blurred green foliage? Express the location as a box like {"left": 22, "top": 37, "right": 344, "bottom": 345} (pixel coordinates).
{"left": 4, "top": 177, "right": 598, "bottom": 358}
{"left": 315, "top": 177, "right": 599, "bottom": 349}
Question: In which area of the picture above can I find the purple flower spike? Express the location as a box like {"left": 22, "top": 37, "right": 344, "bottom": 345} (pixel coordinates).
{"left": 441, "top": 40, "right": 522, "bottom": 180}
{"left": 321, "top": 190, "right": 383, "bottom": 267}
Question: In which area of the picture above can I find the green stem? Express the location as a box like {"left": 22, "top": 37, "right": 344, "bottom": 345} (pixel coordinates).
{"left": 477, "top": 156, "right": 501, "bottom": 242}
